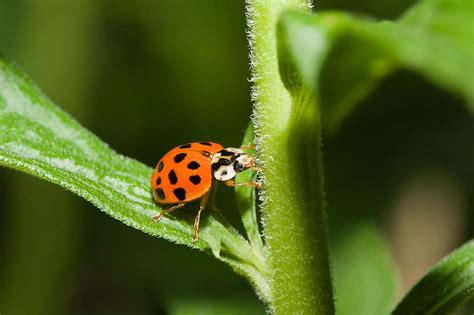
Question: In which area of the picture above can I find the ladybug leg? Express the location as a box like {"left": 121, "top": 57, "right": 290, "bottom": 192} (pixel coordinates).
{"left": 240, "top": 143, "right": 255, "bottom": 150}
{"left": 209, "top": 182, "right": 221, "bottom": 212}
{"left": 152, "top": 203, "right": 185, "bottom": 222}
{"left": 224, "top": 179, "right": 262, "bottom": 190}
{"left": 193, "top": 191, "right": 210, "bottom": 242}
{"left": 244, "top": 154, "right": 261, "bottom": 173}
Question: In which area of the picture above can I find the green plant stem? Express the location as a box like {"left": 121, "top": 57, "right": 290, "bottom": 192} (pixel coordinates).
{"left": 246, "top": 0, "right": 335, "bottom": 313}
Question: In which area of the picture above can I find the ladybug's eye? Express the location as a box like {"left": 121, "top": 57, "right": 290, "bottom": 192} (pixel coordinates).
{"left": 234, "top": 161, "right": 245, "bottom": 172}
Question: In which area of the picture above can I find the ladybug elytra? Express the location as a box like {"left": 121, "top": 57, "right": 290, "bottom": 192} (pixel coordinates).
{"left": 150, "top": 142, "right": 260, "bottom": 242}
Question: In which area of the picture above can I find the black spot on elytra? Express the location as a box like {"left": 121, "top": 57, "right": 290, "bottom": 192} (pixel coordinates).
{"left": 155, "top": 188, "right": 165, "bottom": 200}
{"left": 156, "top": 177, "right": 161, "bottom": 185}
{"left": 173, "top": 153, "right": 187, "bottom": 163}
{"left": 221, "top": 170, "right": 228, "bottom": 176}
{"left": 168, "top": 169, "right": 178, "bottom": 185}
{"left": 187, "top": 161, "right": 200, "bottom": 170}
{"left": 179, "top": 143, "right": 192, "bottom": 149}
{"left": 200, "top": 142, "right": 212, "bottom": 146}
{"left": 173, "top": 188, "right": 186, "bottom": 201}
{"left": 220, "top": 150, "right": 234, "bottom": 156}
{"left": 157, "top": 161, "right": 164, "bottom": 172}
{"left": 189, "top": 175, "right": 201, "bottom": 185}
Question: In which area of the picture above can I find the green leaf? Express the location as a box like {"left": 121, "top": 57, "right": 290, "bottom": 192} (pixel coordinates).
{"left": 278, "top": 0, "right": 474, "bottom": 134}
{"left": 393, "top": 240, "right": 474, "bottom": 315}
{"left": 0, "top": 54, "right": 268, "bottom": 299}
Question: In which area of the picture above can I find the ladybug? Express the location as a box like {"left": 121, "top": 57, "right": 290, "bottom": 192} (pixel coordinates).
{"left": 150, "top": 142, "right": 260, "bottom": 242}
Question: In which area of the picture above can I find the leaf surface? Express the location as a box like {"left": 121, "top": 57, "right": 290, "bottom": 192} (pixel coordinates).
{"left": 393, "top": 240, "right": 474, "bottom": 315}
{"left": 0, "top": 55, "right": 267, "bottom": 297}
{"left": 278, "top": 0, "right": 474, "bottom": 133}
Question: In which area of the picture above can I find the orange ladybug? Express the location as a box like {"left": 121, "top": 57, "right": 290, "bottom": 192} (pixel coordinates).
{"left": 150, "top": 142, "right": 260, "bottom": 242}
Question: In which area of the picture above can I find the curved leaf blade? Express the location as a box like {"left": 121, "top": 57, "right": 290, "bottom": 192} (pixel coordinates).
{"left": 0, "top": 54, "right": 196, "bottom": 247}
{"left": 393, "top": 240, "right": 474, "bottom": 315}
{"left": 278, "top": 0, "right": 474, "bottom": 134}
{"left": 0, "top": 55, "right": 266, "bottom": 292}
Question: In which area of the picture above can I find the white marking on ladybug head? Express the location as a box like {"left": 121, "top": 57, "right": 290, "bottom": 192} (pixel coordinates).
{"left": 214, "top": 164, "right": 237, "bottom": 181}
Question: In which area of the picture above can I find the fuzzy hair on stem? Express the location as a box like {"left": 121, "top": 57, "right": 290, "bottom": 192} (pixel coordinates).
{"left": 245, "top": 0, "right": 335, "bottom": 314}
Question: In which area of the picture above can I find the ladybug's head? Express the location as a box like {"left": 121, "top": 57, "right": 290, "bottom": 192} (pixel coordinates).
{"left": 211, "top": 148, "right": 254, "bottom": 181}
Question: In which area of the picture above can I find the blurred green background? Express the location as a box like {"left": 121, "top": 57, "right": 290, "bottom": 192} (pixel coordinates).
{"left": 0, "top": 1, "right": 472, "bottom": 314}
